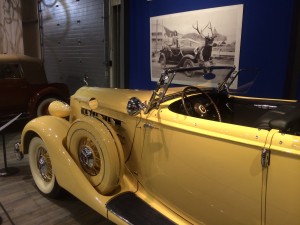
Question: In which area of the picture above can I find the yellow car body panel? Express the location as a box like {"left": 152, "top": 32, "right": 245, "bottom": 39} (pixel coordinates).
{"left": 129, "top": 106, "right": 266, "bottom": 224}
{"left": 265, "top": 133, "right": 300, "bottom": 225}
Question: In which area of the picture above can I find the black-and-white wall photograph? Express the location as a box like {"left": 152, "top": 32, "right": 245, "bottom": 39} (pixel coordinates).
{"left": 150, "top": 4, "right": 243, "bottom": 87}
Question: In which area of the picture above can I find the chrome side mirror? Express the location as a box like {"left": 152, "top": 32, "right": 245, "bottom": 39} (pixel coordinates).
{"left": 127, "top": 97, "right": 145, "bottom": 116}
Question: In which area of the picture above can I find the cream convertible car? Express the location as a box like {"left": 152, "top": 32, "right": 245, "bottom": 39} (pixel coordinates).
{"left": 16, "top": 66, "right": 300, "bottom": 225}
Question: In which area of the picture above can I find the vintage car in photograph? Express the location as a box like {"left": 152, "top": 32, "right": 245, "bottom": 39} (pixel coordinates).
{"left": 15, "top": 66, "right": 300, "bottom": 225}
{"left": 0, "top": 54, "right": 69, "bottom": 122}
{"left": 159, "top": 38, "right": 209, "bottom": 77}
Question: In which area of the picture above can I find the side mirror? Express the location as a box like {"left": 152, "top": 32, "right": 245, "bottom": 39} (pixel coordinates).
{"left": 127, "top": 97, "right": 145, "bottom": 116}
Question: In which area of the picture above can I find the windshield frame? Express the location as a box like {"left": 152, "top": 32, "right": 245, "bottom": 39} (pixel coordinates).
{"left": 144, "top": 66, "right": 236, "bottom": 114}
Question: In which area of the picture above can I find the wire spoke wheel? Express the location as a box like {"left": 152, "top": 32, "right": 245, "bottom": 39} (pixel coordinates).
{"left": 37, "top": 146, "right": 53, "bottom": 182}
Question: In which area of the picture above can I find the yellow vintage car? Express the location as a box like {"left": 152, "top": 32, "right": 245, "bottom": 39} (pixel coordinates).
{"left": 15, "top": 66, "right": 300, "bottom": 225}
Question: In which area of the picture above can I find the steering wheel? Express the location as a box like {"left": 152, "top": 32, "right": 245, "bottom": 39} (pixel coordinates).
{"left": 181, "top": 86, "right": 222, "bottom": 122}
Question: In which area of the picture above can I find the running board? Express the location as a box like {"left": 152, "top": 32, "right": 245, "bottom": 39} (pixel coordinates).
{"left": 106, "top": 192, "right": 177, "bottom": 225}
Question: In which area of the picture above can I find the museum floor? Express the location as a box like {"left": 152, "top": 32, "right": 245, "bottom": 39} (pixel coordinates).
{"left": 0, "top": 123, "right": 115, "bottom": 225}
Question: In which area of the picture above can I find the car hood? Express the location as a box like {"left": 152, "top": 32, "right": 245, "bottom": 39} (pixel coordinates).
{"left": 72, "top": 86, "right": 186, "bottom": 115}
{"left": 72, "top": 86, "right": 154, "bottom": 114}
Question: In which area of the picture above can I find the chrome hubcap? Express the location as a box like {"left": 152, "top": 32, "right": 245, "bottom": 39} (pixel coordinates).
{"left": 37, "top": 147, "right": 52, "bottom": 182}
{"left": 80, "top": 147, "right": 94, "bottom": 169}
{"left": 78, "top": 138, "right": 101, "bottom": 176}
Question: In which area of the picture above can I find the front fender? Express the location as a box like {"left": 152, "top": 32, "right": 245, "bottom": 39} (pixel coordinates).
{"left": 20, "top": 116, "right": 110, "bottom": 216}
{"left": 21, "top": 116, "right": 70, "bottom": 155}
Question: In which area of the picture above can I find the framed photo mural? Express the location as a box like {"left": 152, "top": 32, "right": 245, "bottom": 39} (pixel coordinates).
{"left": 150, "top": 4, "right": 243, "bottom": 88}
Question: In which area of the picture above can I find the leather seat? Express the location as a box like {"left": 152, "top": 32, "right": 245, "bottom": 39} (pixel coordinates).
{"left": 254, "top": 104, "right": 300, "bottom": 133}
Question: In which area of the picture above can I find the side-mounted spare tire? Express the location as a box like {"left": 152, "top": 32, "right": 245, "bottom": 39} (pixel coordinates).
{"left": 66, "top": 116, "right": 125, "bottom": 195}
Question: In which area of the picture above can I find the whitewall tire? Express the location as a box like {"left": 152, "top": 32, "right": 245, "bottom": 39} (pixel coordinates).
{"left": 29, "top": 136, "right": 61, "bottom": 198}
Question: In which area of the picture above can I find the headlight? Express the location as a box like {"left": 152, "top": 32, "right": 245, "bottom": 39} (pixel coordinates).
{"left": 48, "top": 101, "right": 70, "bottom": 118}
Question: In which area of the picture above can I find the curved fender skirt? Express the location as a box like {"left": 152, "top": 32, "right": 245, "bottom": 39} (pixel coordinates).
{"left": 107, "top": 192, "right": 176, "bottom": 225}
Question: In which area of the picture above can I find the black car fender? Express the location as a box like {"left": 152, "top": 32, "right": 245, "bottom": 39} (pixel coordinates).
{"left": 28, "top": 84, "right": 69, "bottom": 117}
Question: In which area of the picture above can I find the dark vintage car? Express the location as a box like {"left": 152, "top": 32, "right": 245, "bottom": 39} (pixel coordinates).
{"left": 159, "top": 38, "right": 207, "bottom": 76}
{"left": 0, "top": 54, "right": 69, "bottom": 122}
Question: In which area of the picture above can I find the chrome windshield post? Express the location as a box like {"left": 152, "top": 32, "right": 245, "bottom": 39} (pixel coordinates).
{"left": 144, "top": 69, "right": 176, "bottom": 114}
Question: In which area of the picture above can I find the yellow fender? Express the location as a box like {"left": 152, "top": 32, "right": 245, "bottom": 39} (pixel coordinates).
{"left": 21, "top": 116, "right": 111, "bottom": 216}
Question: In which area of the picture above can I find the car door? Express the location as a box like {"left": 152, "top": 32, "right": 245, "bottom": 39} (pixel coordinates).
{"left": 265, "top": 131, "right": 300, "bottom": 225}
{"left": 169, "top": 46, "right": 182, "bottom": 62}
{"left": 0, "top": 63, "right": 30, "bottom": 117}
{"left": 138, "top": 106, "right": 271, "bottom": 225}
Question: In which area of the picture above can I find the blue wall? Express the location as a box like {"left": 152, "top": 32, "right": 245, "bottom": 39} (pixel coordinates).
{"left": 128, "top": 0, "right": 295, "bottom": 98}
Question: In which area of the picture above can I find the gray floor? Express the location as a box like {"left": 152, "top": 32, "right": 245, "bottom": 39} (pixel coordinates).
{"left": 0, "top": 127, "right": 114, "bottom": 225}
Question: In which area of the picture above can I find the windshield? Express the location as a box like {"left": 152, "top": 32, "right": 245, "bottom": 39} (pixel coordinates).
{"left": 145, "top": 66, "right": 236, "bottom": 113}
{"left": 127, "top": 65, "right": 258, "bottom": 115}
